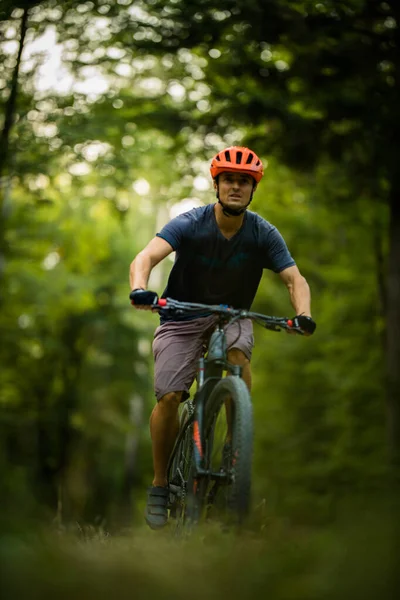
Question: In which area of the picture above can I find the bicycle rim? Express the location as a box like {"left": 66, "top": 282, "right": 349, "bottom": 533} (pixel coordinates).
{"left": 203, "top": 376, "right": 253, "bottom": 525}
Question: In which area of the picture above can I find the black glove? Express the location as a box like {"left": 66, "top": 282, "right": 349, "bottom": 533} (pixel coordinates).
{"left": 130, "top": 289, "right": 159, "bottom": 306}
{"left": 292, "top": 315, "right": 316, "bottom": 335}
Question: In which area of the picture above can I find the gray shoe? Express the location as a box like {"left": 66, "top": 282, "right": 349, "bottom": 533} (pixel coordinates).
{"left": 145, "top": 486, "right": 169, "bottom": 530}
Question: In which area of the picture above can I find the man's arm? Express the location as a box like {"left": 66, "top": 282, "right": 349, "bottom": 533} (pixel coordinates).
{"left": 279, "top": 265, "right": 312, "bottom": 317}
{"left": 129, "top": 236, "right": 174, "bottom": 290}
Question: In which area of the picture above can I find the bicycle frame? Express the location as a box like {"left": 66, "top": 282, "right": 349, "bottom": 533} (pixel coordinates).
{"left": 191, "top": 317, "right": 242, "bottom": 485}
{"left": 167, "top": 316, "right": 242, "bottom": 492}
{"left": 155, "top": 297, "right": 302, "bottom": 495}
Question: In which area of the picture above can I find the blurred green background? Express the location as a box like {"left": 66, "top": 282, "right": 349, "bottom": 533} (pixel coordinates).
{"left": 0, "top": 0, "right": 399, "bottom": 597}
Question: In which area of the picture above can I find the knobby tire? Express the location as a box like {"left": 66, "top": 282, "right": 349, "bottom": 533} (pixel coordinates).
{"left": 189, "top": 376, "right": 253, "bottom": 526}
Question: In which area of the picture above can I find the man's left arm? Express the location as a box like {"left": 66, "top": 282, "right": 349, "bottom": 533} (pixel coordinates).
{"left": 278, "top": 265, "right": 316, "bottom": 335}
{"left": 261, "top": 224, "right": 315, "bottom": 333}
{"left": 279, "top": 265, "right": 312, "bottom": 317}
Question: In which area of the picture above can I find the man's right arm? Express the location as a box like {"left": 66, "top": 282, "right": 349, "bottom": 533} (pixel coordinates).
{"left": 129, "top": 236, "right": 174, "bottom": 291}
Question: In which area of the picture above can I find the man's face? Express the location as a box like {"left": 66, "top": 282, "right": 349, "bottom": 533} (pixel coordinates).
{"left": 214, "top": 172, "right": 255, "bottom": 212}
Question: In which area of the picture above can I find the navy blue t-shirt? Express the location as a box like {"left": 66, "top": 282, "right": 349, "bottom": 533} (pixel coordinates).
{"left": 156, "top": 203, "right": 295, "bottom": 320}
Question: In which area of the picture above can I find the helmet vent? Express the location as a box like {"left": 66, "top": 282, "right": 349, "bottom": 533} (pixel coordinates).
{"left": 210, "top": 146, "right": 264, "bottom": 183}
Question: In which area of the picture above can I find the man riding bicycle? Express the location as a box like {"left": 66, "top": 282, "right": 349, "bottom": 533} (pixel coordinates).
{"left": 129, "top": 146, "right": 316, "bottom": 529}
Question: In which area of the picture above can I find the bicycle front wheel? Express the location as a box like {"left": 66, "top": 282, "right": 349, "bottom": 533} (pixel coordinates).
{"left": 203, "top": 376, "right": 253, "bottom": 525}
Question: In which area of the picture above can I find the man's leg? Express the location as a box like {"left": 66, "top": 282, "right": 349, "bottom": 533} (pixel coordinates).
{"left": 224, "top": 317, "right": 254, "bottom": 392}
{"left": 145, "top": 391, "right": 183, "bottom": 529}
{"left": 227, "top": 347, "right": 252, "bottom": 391}
{"left": 146, "top": 316, "right": 215, "bottom": 528}
{"left": 150, "top": 391, "right": 183, "bottom": 487}
{"left": 225, "top": 348, "right": 252, "bottom": 442}
{"left": 151, "top": 315, "right": 217, "bottom": 488}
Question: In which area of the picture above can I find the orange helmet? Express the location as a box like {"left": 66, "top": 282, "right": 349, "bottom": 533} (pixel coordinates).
{"left": 210, "top": 146, "right": 264, "bottom": 183}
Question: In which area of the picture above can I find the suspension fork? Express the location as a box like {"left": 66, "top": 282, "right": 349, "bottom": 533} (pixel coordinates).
{"left": 192, "top": 374, "right": 220, "bottom": 473}
{"left": 192, "top": 322, "right": 238, "bottom": 479}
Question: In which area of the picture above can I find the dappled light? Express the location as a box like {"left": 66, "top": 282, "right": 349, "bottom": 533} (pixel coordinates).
{"left": 0, "top": 0, "right": 399, "bottom": 597}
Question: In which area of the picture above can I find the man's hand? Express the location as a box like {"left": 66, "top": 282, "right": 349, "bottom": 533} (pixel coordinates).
{"left": 130, "top": 289, "right": 159, "bottom": 310}
{"left": 291, "top": 315, "right": 316, "bottom": 336}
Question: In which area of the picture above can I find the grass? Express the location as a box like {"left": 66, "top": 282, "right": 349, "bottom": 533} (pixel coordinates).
{"left": 0, "top": 501, "right": 397, "bottom": 600}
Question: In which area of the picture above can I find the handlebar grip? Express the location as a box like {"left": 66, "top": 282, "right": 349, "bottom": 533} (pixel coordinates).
{"left": 130, "top": 289, "right": 159, "bottom": 305}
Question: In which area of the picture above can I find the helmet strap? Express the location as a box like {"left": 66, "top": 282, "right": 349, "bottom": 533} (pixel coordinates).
{"left": 218, "top": 199, "right": 250, "bottom": 217}
{"left": 215, "top": 183, "right": 254, "bottom": 217}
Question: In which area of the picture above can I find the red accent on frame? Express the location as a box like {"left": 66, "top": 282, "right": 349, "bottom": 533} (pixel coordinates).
{"left": 193, "top": 421, "right": 203, "bottom": 458}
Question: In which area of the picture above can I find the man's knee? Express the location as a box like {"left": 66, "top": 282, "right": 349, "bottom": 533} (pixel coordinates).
{"left": 158, "top": 391, "right": 183, "bottom": 408}
{"left": 227, "top": 348, "right": 249, "bottom": 366}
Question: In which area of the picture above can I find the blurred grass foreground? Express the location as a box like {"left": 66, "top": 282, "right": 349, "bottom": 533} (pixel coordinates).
{"left": 0, "top": 499, "right": 397, "bottom": 600}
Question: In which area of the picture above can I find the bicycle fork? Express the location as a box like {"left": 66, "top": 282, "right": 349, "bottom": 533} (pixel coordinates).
{"left": 191, "top": 368, "right": 242, "bottom": 491}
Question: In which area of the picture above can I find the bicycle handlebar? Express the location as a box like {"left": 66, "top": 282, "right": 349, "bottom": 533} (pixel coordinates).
{"left": 153, "top": 297, "right": 303, "bottom": 334}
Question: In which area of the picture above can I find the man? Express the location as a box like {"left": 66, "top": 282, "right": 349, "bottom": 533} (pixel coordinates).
{"left": 129, "top": 146, "right": 316, "bottom": 529}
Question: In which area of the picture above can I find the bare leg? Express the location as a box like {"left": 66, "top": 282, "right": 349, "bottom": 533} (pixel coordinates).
{"left": 150, "top": 391, "right": 182, "bottom": 487}
{"left": 227, "top": 347, "right": 251, "bottom": 391}
{"left": 225, "top": 349, "right": 251, "bottom": 441}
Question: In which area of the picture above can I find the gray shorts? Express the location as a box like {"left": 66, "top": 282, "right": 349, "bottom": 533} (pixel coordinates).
{"left": 152, "top": 315, "right": 254, "bottom": 401}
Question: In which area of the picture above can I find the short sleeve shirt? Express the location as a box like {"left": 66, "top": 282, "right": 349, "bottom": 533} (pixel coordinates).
{"left": 156, "top": 203, "right": 295, "bottom": 320}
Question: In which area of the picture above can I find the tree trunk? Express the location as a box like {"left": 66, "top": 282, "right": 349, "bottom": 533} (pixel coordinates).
{"left": 0, "top": 7, "right": 29, "bottom": 299}
{"left": 0, "top": 7, "right": 28, "bottom": 183}
{"left": 386, "top": 187, "right": 400, "bottom": 467}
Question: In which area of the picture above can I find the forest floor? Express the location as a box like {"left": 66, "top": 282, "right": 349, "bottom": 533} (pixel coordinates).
{"left": 0, "top": 504, "right": 396, "bottom": 600}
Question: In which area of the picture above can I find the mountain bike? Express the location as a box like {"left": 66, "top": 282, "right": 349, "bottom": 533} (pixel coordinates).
{"left": 150, "top": 298, "right": 304, "bottom": 531}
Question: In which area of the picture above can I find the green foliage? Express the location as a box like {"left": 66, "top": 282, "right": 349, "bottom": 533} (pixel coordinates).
{"left": 249, "top": 160, "right": 388, "bottom": 519}
{"left": 0, "top": 172, "right": 154, "bottom": 520}
{"left": 0, "top": 0, "right": 397, "bottom": 530}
